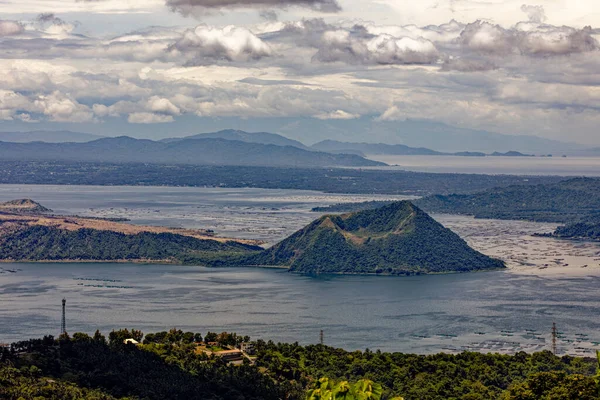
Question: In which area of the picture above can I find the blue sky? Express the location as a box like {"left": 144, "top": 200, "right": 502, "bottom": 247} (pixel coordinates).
{"left": 0, "top": 0, "right": 599, "bottom": 144}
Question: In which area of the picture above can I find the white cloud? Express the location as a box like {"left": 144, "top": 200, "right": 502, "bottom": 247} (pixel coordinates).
{"left": 0, "top": 20, "right": 24, "bottom": 37}
{"left": 33, "top": 91, "right": 95, "bottom": 122}
{"left": 128, "top": 112, "right": 175, "bottom": 123}
{"left": 315, "top": 109, "right": 359, "bottom": 119}
{"left": 314, "top": 29, "right": 439, "bottom": 65}
{"left": 171, "top": 25, "right": 272, "bottom": 63}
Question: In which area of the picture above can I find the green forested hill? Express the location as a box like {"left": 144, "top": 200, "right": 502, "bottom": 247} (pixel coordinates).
{"left": 0, "top": 224, "right": 261, "bottom": 262}
{"left": 2, "top": 330, "right": 598, "bottom": 400}
{"left": 249, "top": 201, "right": 504, "bottom": 274}
{"left": 414, "top": 177, "right": 600, "bottom": 223}
{"left": 539, "top": 222, "right": 600, "bottom": 240}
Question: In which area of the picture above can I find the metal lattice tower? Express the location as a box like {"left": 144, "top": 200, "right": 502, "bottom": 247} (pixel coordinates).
{"left": 551, "top": 322, "right": 557, "bottom": 355}
{"left": 320, "top": 330, "right": 324, "bottom": 346}
{"left": 61, "top": 298, "right": 66, "bottom": 335}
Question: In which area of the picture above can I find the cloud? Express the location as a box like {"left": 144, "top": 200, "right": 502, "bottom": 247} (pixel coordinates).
{"left": 441, "top": 58, "right": 497, "bottom": 72}
{"left": 0, "top": 20, "right": 24, "bottom": 37}
{"left": 146, "top": 96, "right": 181, "bottom": 115}
{"left": 166, "top": 0, "right": 341, "bottom": 16}
{"left": 314, "top": 29, "right": 439, "bottom": 65}
{"left": 314, "top": 109, "right": 359, "bottom": 119}
{"left": 171, "top": 25, "right": 272, "bottom": 64}
{"left": 128, "top": 112, "right": 175, "bottom": 123}
{"left": 460, "top": 20, "right": 599, "bottom": 56}
{"left": 33, "top": 91, "right": 95, "bottom": 122}
{"left": 521, "top": 5, "right": 546, "bottom": 23}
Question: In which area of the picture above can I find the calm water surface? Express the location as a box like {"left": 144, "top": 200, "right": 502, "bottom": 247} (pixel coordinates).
{"left": 0, "top": 185, "right": 599, "bottom": 355}
{"left": 367, "top": 155, "right": 600, "bottom": 176}
{"left": 1, "top": 264, "right": 599, "bottom": 354}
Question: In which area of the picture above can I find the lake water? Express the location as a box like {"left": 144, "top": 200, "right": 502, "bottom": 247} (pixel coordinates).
{"left": 2, "top": 264, "right": 600, "bottom": 355}
{"left": 366, "top": 155, "right": 600, "bottom": 176}
{"left": 1, "top": 185, "right": 600, "bottom": 355}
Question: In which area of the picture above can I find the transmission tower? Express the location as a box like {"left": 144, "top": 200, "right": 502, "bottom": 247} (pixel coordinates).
{"left": 551, "top": 322, "right": 557, "bottom": 355}
{"left": 320, "top": 330, "right": 324, "bottom": 345}
{"left": 61, "top": 298, "right": 66, "bottom": 335}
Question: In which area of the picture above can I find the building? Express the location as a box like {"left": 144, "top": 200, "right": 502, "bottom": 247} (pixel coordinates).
{"left": 123, "top": 338, "right": 139, "bottom": 345}
{"left": 215, "top": 349, "right": 244, "bottom": 363}
{"left": 240, "top": 342, "right": 255, "bottom": 355}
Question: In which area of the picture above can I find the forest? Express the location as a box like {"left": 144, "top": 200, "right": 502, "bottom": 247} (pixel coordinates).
{"left": 0, "top": 224, "right": 261, "bottom": 262}
{"left": 0, "top": 160, "right": 562, "bottom": 196}
{"left": 250, "top": 202, "right": 505, "bottom": 274}
{"left": 414, "top": 177, "right": 600, "bottom": 223}
{"left": 1, "top": 329, "right": 599, "bottom": 400}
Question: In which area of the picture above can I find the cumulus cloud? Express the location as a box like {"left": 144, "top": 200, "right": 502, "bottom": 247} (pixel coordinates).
{"left": 0, "top": 20, "right": 25, "bottom": 37}
{"left": 521, "top": 5, "right": 546, "bottom": 23}
{"left": 166, "top": 0, "right": 341, "bottom": 17}
{"left": 314, "top": 109, "right": 359, "bottom": 119}
{"left": 34, "top": 91, "right": 94, "bottom": 122}
{"left": 128, "top": 112, "right": 175, "bottom": 123}
{"left": 460, "top": 20, "right": 599, "bottom": 56}
{"left": 171, "top": 25, "right": 272, "bottom": 64}
{"left": 314, "top": 29, "right": 439, "bottom": 65}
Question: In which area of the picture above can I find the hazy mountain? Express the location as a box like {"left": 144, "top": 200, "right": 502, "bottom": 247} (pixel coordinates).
{"left": 271, "top": 118, "right": 583, "bottom": 154}
{"left": 163, "top": 129, "right": 310, "bottom": 150}
{"left": 415, "top": 177, "right": 600, "bottom": 223}
{"left": 0, "top": 137, "right": 384, "bottom": 168}
{"left": 0, "top": 130, "right": 104, "bottom": 143}
{"left": 248, "top": 201, "right": 504, "bottom": 275}
{"left": 311, "top": 140, "right": 445, "bottom": 156}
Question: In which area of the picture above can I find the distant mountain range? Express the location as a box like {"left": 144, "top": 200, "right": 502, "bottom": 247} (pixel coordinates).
{"left": 311, "top": 140, "right": 445, "bottom": 156}
{"left": 310, "top": 140, "right": 533, "bottom": 157}
{"left": 164, "top": 129, "right": 311, "bottom": 150}
{"left": 0, "top": 130, "right": 104, "bottom": 143}
{"left": 0, "top": 136, "right": 384, "bottom": 168}
{"left": 247, "top": 201, "right": 505, "bottom": 275}
{"left": 0, "top": 127, "right": 575, "bottom": 158}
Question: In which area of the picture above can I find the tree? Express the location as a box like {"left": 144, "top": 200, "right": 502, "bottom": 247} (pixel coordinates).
{"left": 306, "top": 378, "right": 403, "bottom": 400}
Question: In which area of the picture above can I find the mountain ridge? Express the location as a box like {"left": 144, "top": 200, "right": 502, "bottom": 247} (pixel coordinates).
{"left": 247, "top": 201, "right": 505, "bottom": 275}
{"left": 163, "top": 129, "right": 311, "bottom": 150}
{"left": 0, "top": 136, "right": 384, "bottom": 168}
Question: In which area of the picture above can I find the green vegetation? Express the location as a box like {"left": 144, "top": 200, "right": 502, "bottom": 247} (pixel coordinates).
{"left": 537, "top": 222, "right": 600, "bottom": 240}
{"left": 415, "top": 177, "right": 600, "bottom": 223}
{"left": 0, "top": 161, "right": 562, "bottom": 196}
{"left": 248, "top": 201, "right": 505, "bottom": 274}
{"left": 0, "top": 224, "right": 261, "bottom": 262}
{"left": 256, "top": 341, "right": 598, "bottom": 400}
{"left": 2, "top": 330, "right": 599, "bottom": 400}
{"left": 312, "top": 201, "right": 395, "bottom": 213}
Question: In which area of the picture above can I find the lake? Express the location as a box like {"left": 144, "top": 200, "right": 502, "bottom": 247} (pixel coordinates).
{"left": 366, "top": 155, "right": 600, "bottom": 176}
{"left": 1, "top": 185, "right": 600, "bottom": 355}
{"left": 2, "top": 263, "right": 600, "bottom": 355}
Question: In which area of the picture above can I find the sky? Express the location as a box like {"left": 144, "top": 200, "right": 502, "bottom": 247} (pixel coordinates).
{"left": 0, "top": 0, "right": 599, "bottom": 144}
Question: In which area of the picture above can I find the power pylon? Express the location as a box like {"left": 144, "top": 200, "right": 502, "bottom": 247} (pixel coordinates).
{"left": 61, "top": 298, "right": 66, "bottom": 335}
{"left": 551, "top": 322, "right": 557, "bottom": 355}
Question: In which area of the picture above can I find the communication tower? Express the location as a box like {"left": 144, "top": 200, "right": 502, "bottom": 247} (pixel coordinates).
{"left": 61, "top": 298, "right": 66, "bottom": 335}
{"left": 320, "top": 329, "right": 324, "bottom": 345}
{"left": 551, "top": 322, "right": 557, "bottom": 355}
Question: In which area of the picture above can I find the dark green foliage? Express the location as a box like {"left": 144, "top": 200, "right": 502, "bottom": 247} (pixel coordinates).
{"left": 2, "top": 332, "right": 598, "bottom": 400}
{"left": 312, "top": 201, "right": 396, "bottom": 213}
{"left": 415, "top": 177, "right": 600, "bottom": 223}
{"left": 3, "top": 332, "right": 299, "bottom": 400}
{"left": 255, "top": 341, "right": 598, "bottom": 400}
{"left": 0, "top": 365, "right": 120, "bottom": 400}
{"left": 0, "top": 224, "right": 261, "bottom": 262}
{"left": 0, "top": 161, "right": 562, "bottom": 196}
{"left": 248, "top": 201, "right": 505, "bottom": 274}
{"left": 540, "top": 223, "right": 600, "bottom": 240}
{"left": 502, "top": 371, "right": 598, "bottom": 399}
